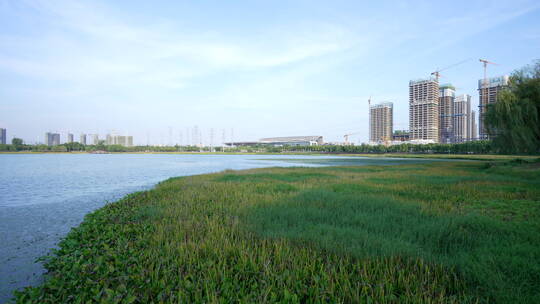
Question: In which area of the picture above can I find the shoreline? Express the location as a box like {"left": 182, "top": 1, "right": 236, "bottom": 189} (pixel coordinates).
{"left": 1, "top": 151, "right": 538, "bottom": 161}
{"left": 9, "top": 159, "right": 540, "bottom": 303}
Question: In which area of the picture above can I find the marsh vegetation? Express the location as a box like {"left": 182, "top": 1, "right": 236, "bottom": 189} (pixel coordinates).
{"left": 14, "top": 159, "right": 540, "bottom": 303}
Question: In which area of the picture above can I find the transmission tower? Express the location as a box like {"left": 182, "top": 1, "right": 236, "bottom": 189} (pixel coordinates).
{"left": 210, "top": 128, "right": 214, "bottom": 152}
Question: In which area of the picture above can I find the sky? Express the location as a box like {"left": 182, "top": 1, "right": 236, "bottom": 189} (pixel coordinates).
{"left": 1, "top": 0, "right": 539, "bottom": 145}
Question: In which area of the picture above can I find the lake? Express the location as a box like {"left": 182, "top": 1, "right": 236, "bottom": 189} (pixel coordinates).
{"left": 0, "top": 153, "right": 438, "bottom": 302}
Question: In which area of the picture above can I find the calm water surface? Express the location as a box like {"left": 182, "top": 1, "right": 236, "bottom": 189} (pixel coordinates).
{"left": 0, "top": 153, "right": 437, "bottom": 302}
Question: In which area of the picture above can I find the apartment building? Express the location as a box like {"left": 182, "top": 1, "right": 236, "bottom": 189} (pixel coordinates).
{"left": 409, "top": 78, "right": 439, "bottom": 143}
{"left": 369, "top": 102, "right": 393, "bottom": 143}
{"left": 453, "top": 94, "right": 472, "bottom": 143}
{"left": 439, "top": 84, "right": 455, "bottom": 143}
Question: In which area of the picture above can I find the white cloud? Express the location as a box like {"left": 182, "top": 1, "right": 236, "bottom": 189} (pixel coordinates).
{"left": 0, "top": 0, "right": 359, "bottom": 94}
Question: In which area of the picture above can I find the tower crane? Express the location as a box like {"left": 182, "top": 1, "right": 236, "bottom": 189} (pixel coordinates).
{"left": 344, "top": 132, "right": 362, "bottom": 145}
{"left": 479, "top": 59, "right": 497, "bottom": 84}
{"left": 431, "top": 58, "right": 472, "bottom": 82}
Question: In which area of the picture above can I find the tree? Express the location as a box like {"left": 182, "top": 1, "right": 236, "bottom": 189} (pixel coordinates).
{"left": 12, "top": 138, "right": 23, "bottom": 146}
{"left": 485, "top": 60, "right": 540, "bottom": 154}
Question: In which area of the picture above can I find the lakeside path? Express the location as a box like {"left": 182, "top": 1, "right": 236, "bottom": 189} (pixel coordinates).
{"left": 12, "top": 159, "right": 540, "bottom": 303}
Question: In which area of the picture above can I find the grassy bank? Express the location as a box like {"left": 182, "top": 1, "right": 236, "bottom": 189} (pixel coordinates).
{"left": 14, "top": 160, "right": 540, "bottom": 303}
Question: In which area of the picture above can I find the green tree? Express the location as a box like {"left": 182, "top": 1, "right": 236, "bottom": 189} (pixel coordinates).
{"left": 12, "top": 138, "right": 23, "bottom": 146}
{"left": 485, "top": 60, "right": 540, "bottom": 154}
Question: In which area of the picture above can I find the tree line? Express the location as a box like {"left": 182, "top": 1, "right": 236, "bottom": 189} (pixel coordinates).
{"left": 485, "top": 60, "right": 540, "bottom": 154}
{"left": 0, "top": 140, "right": 497, "bottom": 154}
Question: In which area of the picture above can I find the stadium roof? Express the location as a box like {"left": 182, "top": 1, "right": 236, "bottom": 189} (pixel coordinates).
{"left": 259, "top": 136, "right": 322, "bottom": 143}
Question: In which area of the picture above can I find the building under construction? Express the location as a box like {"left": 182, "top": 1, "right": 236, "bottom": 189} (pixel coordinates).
{"left": 471, "top": 110, "right": 477, "bottom": 140}
{"left": 439, "top": 84, "right": 455, "bottom": 143}
{"left": 409, "top": 78, "right": 439, "bottom": 143}
{"left": 478, "top": 75, "right": 509, "bottom": 139}
{"left": 369, "top": 102, "right": 393, "bottom": 143}
{"left": 453, "top": 94, "right": 473, "bottom": 143}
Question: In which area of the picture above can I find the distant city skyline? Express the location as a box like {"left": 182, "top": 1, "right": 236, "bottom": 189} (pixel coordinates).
{"left": 1, "top": 1, "right": 539, "bottom": 145}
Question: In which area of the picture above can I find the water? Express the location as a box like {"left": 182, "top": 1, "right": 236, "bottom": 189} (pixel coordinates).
{"left": 0, "top": 153, "right": 437, "bottom": 302}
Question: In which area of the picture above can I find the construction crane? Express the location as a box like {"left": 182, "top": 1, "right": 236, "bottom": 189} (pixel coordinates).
{"left": 479, "top": 59, "right": 497, "bottom": 83}
{"left": 431, "top": 58, "right": 472, "bottom": 82}
{"left": 344, "top": 132, "right": 362, "bottom": 145}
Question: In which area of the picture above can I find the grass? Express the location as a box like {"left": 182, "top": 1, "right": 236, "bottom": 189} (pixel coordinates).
{"left": 13, "top": 159, "right": 540, "bottom": 303}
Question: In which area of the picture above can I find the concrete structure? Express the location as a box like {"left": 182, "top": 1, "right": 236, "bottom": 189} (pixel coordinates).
{"left": 67, "top": 133, "right": 74, "bottom": 143}
{"left": 392, "top": 130, "right": 410, "bottom": 142}
{"left": 45, "top": 132, "right": 60, "bottom": 146}
{"left": 226, "top": 136, "right": 323, "bottom": 147}
{"left": 453, "top": 94, "right": 472, "bottom": 143}
{"left": 439, "top": 84, "right": 455, "bottom": 143}
{"left": 0, "top": 128, "right": 6, "bottom": 145}
{"left": 80, "top": 134, "right": 87, "bottom": 145}
{"left": 409, "top": 78, "right": 439, "bottom": 143}
{"left": 92, "top": 134, "right": 99, "bottom": 145}
{"left": 478, "top": 75, "right": 509, "bottom": 139}
{"left": 369, "top": 102, "right": 393, "bottom": 143}
{"left": 471, "top": 110, "right": 477, "bottom": 140}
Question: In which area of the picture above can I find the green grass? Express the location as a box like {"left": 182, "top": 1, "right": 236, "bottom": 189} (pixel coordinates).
{"left": 13, "top": 160, "right": 540, "bottom": 303}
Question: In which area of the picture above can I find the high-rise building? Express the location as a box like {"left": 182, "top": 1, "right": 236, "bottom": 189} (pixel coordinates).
{"left": 409, "top": 78, "right": 439, "bottom": 143}
{"left": 478, "top": 75, "right": 509, "bottom": 139}
{"left": 369, "top": 102, "right": 393, "bottom": 143}
{"left": 45, "top": 132, "right": 60, "bottom": 146}
{"left": 439, "top": 84, "right": 455, "bottom": 143}
{"left": 116, "top": 136, "right": 126, "bottom": 146}
{"left": 45, "top": 132, "right": 51, "bottom": 146}
{"left": 67, "top": 133, "right": 74, "bottom": 143}
{"left": 453, "top": 94, "right": 472, "bottom": 143}
{"left": 471, "top": 110, "right": 477, "bottom": 140}
{"left": 105, "top": 134, "right": 133, "bottom": 147}
{"left": 80, "top": 134, "right": 87, "bottom": 145}
{"left": 0, "top": 128, "right": 6, "bottom": 145}
{"left": 92, "top": 134, "right": 99, "bottom": 145}
{"left": 106, "top": 134, "right": 113, "bottom": 145}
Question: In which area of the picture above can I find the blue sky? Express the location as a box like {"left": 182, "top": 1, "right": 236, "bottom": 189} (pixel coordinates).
{"left": 1, "top": 0, "right": 539, "bottom": 145}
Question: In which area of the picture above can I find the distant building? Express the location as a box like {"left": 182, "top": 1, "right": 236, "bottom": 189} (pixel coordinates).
{"left": 67, "top": 133, "right": 74, "bottom": 143}
{"left": 92, "top": 134, "right": 99, "bottom": 145}
{"left": 369, "top": 102, "right": 393, "bottom": 143}
{"left": 478, "top": 75, "right": 509, "bottom": 139}
{"left": 392, "top": 130, "right": 410, "bottom": 142}
{"left": 105, "top": 134, "right": 134, "bottom": 147}
{"left": 117, "top": 136, "right": 125, "bottom": 146}
{"left": 45, "top": 132, "right": 60, "bottom": 146}
{"left": 409, "top": 78, "right": 439, "bottom": 143}
{"left": 0, "top": 128, "right": 6, "bottom": 145}
{"left": 471, "top": 110, "right": 478, "bottom": 140}
{"left": 439, "top": 84, "right": 455, "bottom": 144}
{"left": 80, "top": 134, "right": 87, "bottom": 145}
{"left": 259, "top": 136, "right": 323, "bottom": 146}
{"left": 226, "top": 136, "right": 323, "bottom": 147}
{"left": 453, "top": 94, "right": 472, "bottom": 143}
